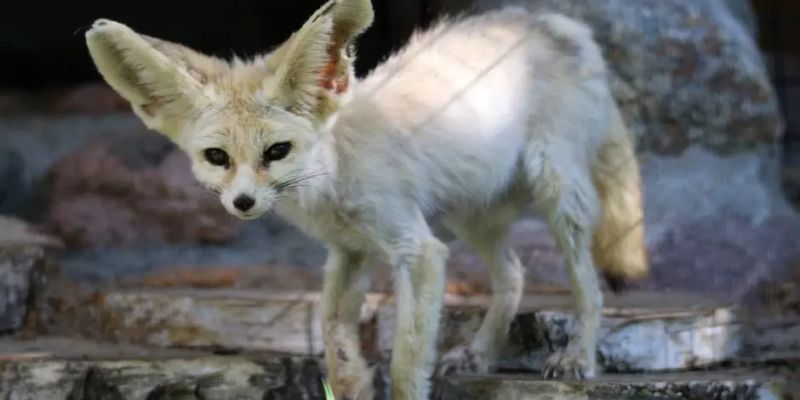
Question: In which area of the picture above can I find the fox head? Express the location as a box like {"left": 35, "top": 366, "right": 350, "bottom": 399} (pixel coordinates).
{"left": 85, "top": 0, "right": 373, "bottom": 219}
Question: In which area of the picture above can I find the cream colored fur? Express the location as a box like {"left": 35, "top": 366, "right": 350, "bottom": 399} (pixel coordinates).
{"left": 85, "top": 2, "right": 648, "bottom": 398}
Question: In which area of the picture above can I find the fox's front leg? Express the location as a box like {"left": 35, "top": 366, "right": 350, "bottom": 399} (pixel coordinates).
{"left": 388, "top": 236, "right": 449, "bottom": 400}
{"left": 321, "top": 248, "right": 374, "bottom": 400}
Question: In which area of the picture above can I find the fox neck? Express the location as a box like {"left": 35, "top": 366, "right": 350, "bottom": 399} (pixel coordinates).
{"left": 275, "top": 81, "right": 383, "bottom": 213}
{"left": 278, "top": 129, "right": 340, "bottom": 212}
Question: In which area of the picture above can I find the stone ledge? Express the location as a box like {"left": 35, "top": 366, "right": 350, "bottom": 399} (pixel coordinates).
{"left": 0, "top": 216, "right": 61, "bottom": 333}
{"left": 59, "top": 289, "right": 743, "bottom": 373}
{"left": 0, "top": 336, "right": 789, "bottom": 400}
{"left": 437, "top": 372, "right": 789, "bottom": 400}
{"left": 411, "top": 292, "right": 742, "bottom": 372}
{"left": 0, "top": 336, "right": 326, "bottom": 400}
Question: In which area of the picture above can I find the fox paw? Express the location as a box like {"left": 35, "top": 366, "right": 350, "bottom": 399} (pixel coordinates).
{"left": 328, "top": 366, "right": 376, "bottom": 400}
{"left": 436, "top": 345, "right": 491, "bottom": 377}
{"left": 543, "top": 349, "right": 595, "bottom": 380}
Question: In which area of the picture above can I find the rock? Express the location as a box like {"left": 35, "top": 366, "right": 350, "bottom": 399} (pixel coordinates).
{"left": 0, "top": 148, "right": 26, "bottom": 215}
{"left": 67, "top": 367, "right": 125, "bottom": 400}
{"left": 0, "top": 115, "right": 242, "bottom": 251}
{"left": 759, "top": 261, "right": 800, "bottom": 317}
{"left": 472, "top": 0, "right": 782, "bottom": 155}
{"left": 0, "top": 336, "right": 792, "bottom": 400}
{"left": 119, "top": 267, "right": 241, "bottom": 289}
{"left": 0, "top": 92, "right": 33, "bottom": 115}
{"left": 744, "top": 319, "right": 800, "bottom": 357}
{"left": 0, "top": 217, "right": 61, "bottom": 332}
{"left": 119, "top": 264, "right": 326, "bottom": 291}
{"left": 724, "top": 0, "right": 758, "bottom": 35}
{"left": 0, "top": 116, "right": 140, "bottom": 174}
{"left": 444, "top": 213, "right": 800, "bottom": 306}
{"left": 49, "top": 82, "right": 130, "bottom": 115}
{"left": 0, "top": 84, "right": 130, "bottom": 116}
{"left": 382, "top": 292, "right": 744, "bottom": 373}
{"left": 642, "top": 215, "right": 800, "bottom": 297}
{"left": 0, "top": 246, "right": 43, "bottom": 332}
{"left": 437, "top": 372, "right": 789, "bottom": 400}
{"left": 67, "top": 290, "right": 340, "bottom": 355}
{"left": 596, "top": 307, "right": 741, "bottom": 372}
{"left": 2, "top": 355, "right": 273, "bottom": 399}
{"left": 0, "top": 336, "right": 330, "bottom": 400}
{"left": 46, "top": 132, "right": 241, "bottom": 249}
{"left": 783, "top": 142, "right": 800, "bottom": 209}
{"left": 57, "top": 288, "right": 743, "bottom": 373}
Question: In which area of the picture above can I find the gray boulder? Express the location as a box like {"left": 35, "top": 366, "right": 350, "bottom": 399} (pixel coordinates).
{"left": 0, "top": 216, "right": 60, "bottom": 332}
{"left": 474, "top": 0, "right": 780, "bottom": 154}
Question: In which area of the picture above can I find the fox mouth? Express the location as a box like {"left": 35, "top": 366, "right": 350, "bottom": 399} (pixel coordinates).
{"left": 231, "top": 209, "right": 264, "bottom": 220}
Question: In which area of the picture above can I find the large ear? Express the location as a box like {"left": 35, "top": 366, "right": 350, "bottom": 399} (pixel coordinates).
{"left": 267, "top": 0, "right": 374, "bottom": 122}
{"left": 85, "top": 20, "right": 227, "bottom": 138}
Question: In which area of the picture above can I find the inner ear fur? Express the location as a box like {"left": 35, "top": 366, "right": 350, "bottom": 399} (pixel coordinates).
{"left": 325, "top": 0, "right": 374, "bottom": 92}
{"left": 140, "top": 34, "right": 228, "bottom": 85}
{"left": 268, "top": 0, "right": 374, "bottom": 120}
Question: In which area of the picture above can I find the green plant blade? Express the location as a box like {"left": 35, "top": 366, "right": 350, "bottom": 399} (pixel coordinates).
{"left": 322, "top": 378, "right": 336, "bottom": 400}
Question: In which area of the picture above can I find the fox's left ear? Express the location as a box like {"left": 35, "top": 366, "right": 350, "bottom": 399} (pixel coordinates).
{"left": 267, "top": 0, "right": 374, "bottom": 123}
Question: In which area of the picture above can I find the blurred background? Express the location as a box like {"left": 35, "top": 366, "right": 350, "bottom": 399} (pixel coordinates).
{"left": 1, "top": 0, "right": 798, "bottom": 398}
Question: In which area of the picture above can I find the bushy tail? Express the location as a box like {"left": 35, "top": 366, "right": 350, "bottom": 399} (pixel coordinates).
{"left": 591, "top": 108, "right": 649, "bottom": 289}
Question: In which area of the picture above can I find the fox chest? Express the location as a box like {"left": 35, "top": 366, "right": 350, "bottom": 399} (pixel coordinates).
{"left": 276, "top": 202, "right": 380, "bottom": 254}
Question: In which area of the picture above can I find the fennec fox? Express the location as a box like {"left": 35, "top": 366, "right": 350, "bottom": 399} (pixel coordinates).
{"left": 85, "top": 0, "right": 648, "bottom": 398}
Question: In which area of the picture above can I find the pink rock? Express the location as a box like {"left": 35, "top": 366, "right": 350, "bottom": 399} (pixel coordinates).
{"left": 49, "top": 82, "right": 130, "bottom": 115}
{"left": 47, "top": 134, "right": 241, "bottom": 250}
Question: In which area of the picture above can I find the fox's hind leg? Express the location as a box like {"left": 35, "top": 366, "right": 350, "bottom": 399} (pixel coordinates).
{"left": 437, "top": 204, "right": 524, "bottom": 376}
{"left": 526, "top": 141, "right": 603, "bottom": 379}
{"left": 321, "top": 248, "right": 374, "bottom": 400}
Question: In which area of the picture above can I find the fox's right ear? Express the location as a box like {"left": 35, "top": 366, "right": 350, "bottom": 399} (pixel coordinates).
{"left": 85, "top": 19, "right": 225, "bottom": 138}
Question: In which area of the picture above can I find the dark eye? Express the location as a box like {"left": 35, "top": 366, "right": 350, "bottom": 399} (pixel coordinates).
{"left": 263, "top": 142, "right": 292, "bottom": 165}
{"left": 204, "top": 148, "right": 230, "bottom": 167}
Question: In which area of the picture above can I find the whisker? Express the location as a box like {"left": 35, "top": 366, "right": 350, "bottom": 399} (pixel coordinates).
{"left": 191, "top": 182, "right": 222, "bottom": 198}
{"left": 272, "top": 171, "right": 328, "bottom": 194}
{"left": 275, "top": 183, "right": 311, "bottom": 194}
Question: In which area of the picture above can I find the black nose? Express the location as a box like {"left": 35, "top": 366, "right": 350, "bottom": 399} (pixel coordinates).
{"left": 233, "top": 195, "right": 255, "bottom": 211}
